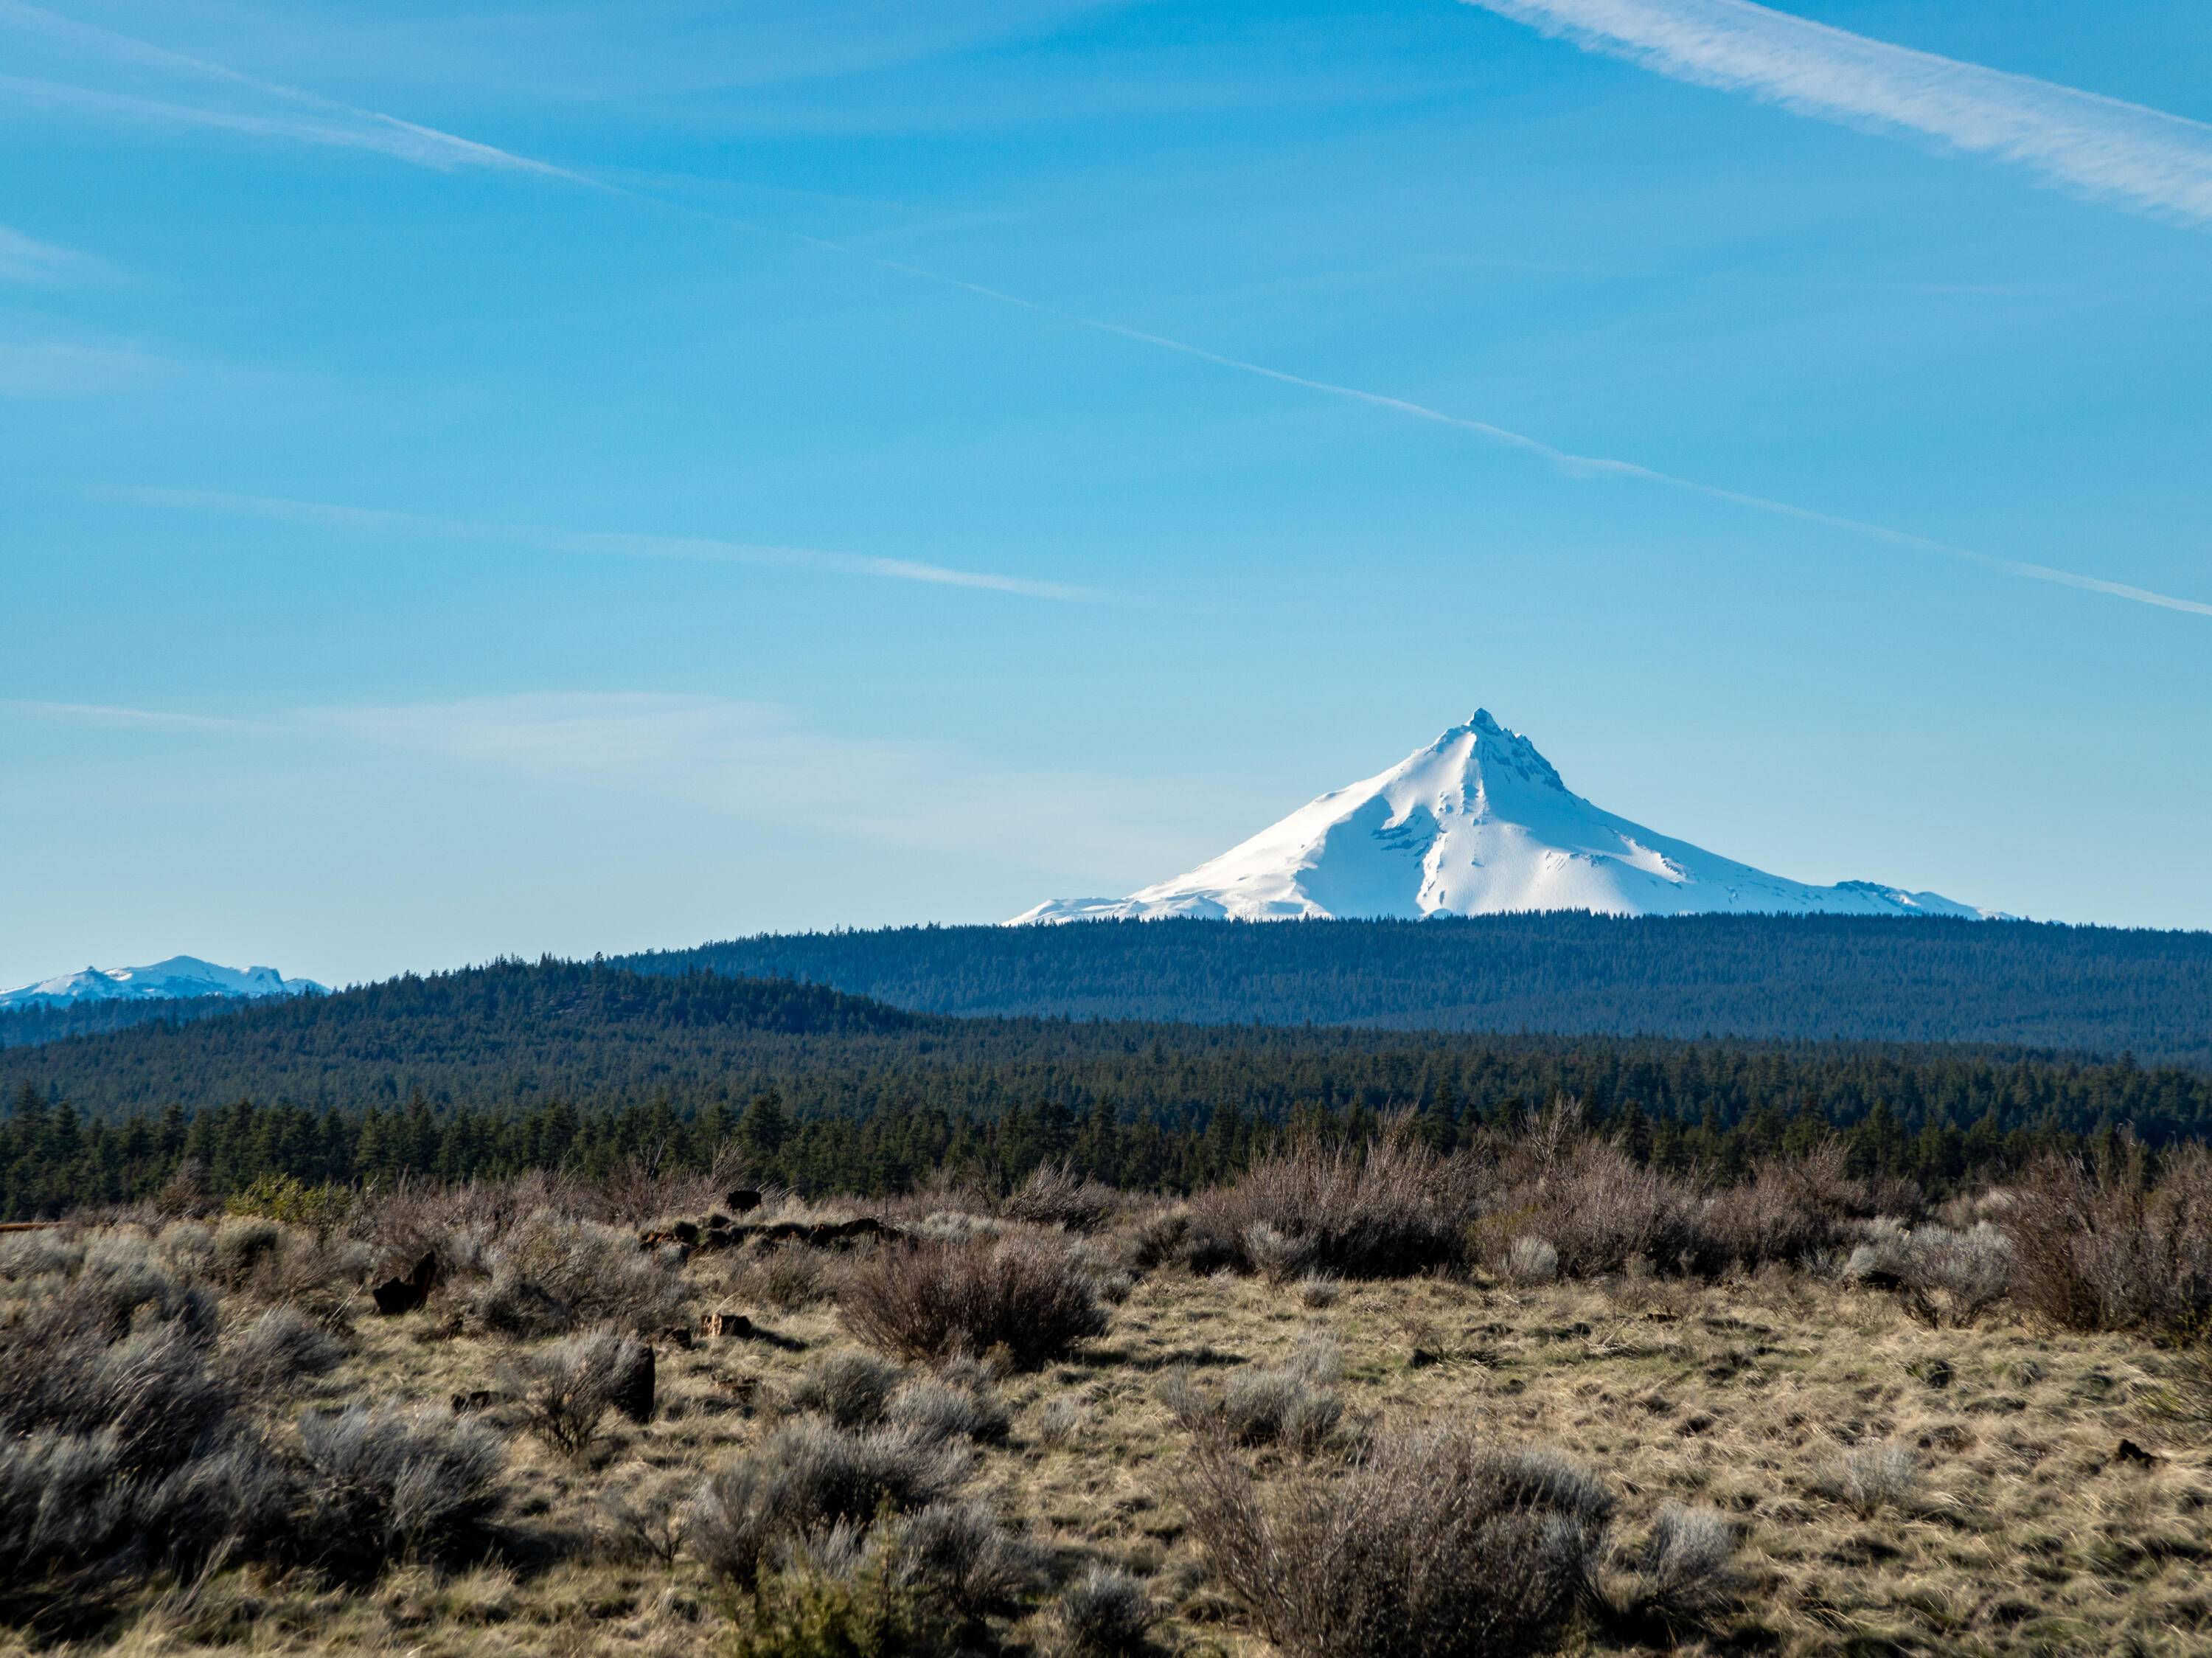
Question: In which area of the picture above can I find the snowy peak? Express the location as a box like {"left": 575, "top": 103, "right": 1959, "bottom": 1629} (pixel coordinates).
{"left": 0, "top": 955, "right": 324, "bottom": 1009}
{"left": 1012, "top": 711, "right": 1999, "bottom": 925}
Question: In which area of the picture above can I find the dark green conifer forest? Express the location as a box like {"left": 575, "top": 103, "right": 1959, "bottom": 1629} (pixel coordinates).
{"left": 4, "top": 955, "right": 2207, "bottom": 1219}
{"left": 620, "top": 915, "right": 2212, "bottom": 1064}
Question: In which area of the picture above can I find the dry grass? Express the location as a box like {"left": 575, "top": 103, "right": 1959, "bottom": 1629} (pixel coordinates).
{"left": 10, "top": 1168, "right": 2212, "bottom": 1657}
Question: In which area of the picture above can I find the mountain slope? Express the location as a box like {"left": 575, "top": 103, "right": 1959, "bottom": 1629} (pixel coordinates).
{"left": 1015, "top": 711, "right": 1993, "bottom": 923}
{"left": 0, "top": 955, "right": 324, "bottom": 1009}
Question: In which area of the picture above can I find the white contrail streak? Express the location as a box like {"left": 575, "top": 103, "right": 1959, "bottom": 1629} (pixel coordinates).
{"left": 1460, "top": 0, "right": 2212, "bottom": 227}
{"left": 119, "top": 488, "right": 1107, "bottom": 603}
{"left": 745, "top": 228, "right": 2212, "bottom": 620}
{"left": 13, "top": 0, "right": 2204, "bottom": 620}
{"left": 0, "top": 0, "right": 582, "bottom": 178}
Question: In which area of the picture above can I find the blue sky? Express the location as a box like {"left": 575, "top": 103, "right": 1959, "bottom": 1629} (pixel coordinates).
{"left": 2, "top": 0, "right": 2208, "bottom": 987}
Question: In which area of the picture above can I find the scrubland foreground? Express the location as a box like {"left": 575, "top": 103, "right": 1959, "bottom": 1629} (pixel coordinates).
{"left": 8, "top": 1120, "right": 2212, "bottom": 1657}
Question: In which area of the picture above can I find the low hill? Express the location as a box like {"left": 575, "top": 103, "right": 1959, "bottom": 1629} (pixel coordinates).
{"left": 0, "top": 960, "right": 915, "bottom": 1117}
{"left": 7, "top": 957, "right": 2212, "bottom": 1154}
{"left": 622, "top": 914, "right": 2212, "bottom": 1066}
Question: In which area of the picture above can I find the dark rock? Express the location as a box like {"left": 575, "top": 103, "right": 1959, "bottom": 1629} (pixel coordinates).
{"left": 2114, "top": 1437, "right": 2160, "bottom": 1468}
{"left": 672, "top": 1221, "right": 701, "bottom": 1246}
{"left": 708, "top": 1311, "right": 756, "bottom": 1341}
{"left": 372, "top": 1249, "right": 440, "bottom": 1315}
{"left": 728, "top": 1188, "right": 764, "bottom": 1213}
{"left": 612, "top": 1342, "right": 655, "bottom": 1424}
{"left": 451, "top": 1389, "right": 498, "bottom": 1413}
{"left": 661, "top": 1324, "right": 694, "bottom": 1350}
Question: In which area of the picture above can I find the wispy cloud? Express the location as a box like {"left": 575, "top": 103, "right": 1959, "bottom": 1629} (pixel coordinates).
{"left": 771, "top": 233, "right": 2212, "bottom": 621}
{"left": 4, "top": 690, "right": 1238, "bottom": 879}
{"left": 0, "top": 1, "right": 582, "bottom": 179}
{"left": 0, "top": 339, "right": 168, "bottom": 396}
{"left": 1460, "top": 0, "right": 2212, "bottom": 227}
{"left": 8, "top": 0, "right": 2200, "bottom": 624}
{"left": 0, "top": 698, "right": 256, "bottom": 732}
{"left": 119, "top": 487, "right": 1107, "bottom": 603}
{"left": 0, "top": 223, "right": 110, "bottom": 285}
{"left": 318, "top": 692, "right": 1242, "bottom": 876}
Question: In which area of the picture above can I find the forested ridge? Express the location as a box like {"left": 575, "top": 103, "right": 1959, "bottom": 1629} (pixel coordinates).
{"left": 621, "top": 914, "right": 2212, "bottom": 1064}
{"left": 5, "top": 957, "right": 2211, "bottom": 1218}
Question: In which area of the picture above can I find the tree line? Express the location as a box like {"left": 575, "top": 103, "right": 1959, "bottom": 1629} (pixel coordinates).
{"left": 625, "top": 914, "right": 2212, "bottom": 1064}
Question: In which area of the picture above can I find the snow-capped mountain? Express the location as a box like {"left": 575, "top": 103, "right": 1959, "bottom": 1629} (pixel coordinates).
{"left": 1012, "top": 710, "right": 1998, "bottom": 925}
{"left": 0, "top": 956, "right": 324, "bottom": 1009}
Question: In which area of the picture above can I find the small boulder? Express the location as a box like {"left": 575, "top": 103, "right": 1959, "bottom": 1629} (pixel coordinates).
{"left": 612, "top": 1342, "right": 655, "bottom": 1424}
{"left": 371, "top": 1252, "right": 439, "bottom": 1316}
{"left": 2114, "top": 1437, "right": 2160, "bottom": 1468}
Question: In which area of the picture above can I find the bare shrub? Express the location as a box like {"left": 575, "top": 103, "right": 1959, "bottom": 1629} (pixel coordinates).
{"left": 1122, "top": 1206, "right": 1192, "bottom": 1272}
{"left": 2006, "top": 1148, "right": 2212, "bottom": 1339}
{"left": 886, "top": 1372, "right": 1012, "bottom": 1446}
{"left": 1897, "top": 1223, "right": 2014, "bottom": 1324}
{"left": 840, "top": 1235, "right": 1108, "bottom": 1369}
{"left": 751, "top": 1246, "right": 831, "bottom": 1312}
{"left": 1004, "top": 1165, "right": 1121, "bottom": 1233}
{"left": 1494, "top": 1141, "right": 1702, "bottom": 1280}
{"left": 787, "top": 1350, "right": 905, "bottom": 1429}
{"left": 1296, "top": 1274, "right": 1344, "bottom": 1309}
{"left": 687, "top": 1418, "right": 969, "bottom": 1587}
{"left": 1055, "top": 1563, "right": 1158, "bottom": 1655}
{"left": 1501, "top": 1236, "right": 1559, "bottom": 1287}
{"left": 0, "top": 1305, "right": 228, "bottom": 1477}
{"left": 293, "top": 1404, "right": 506, "bottom": 1569}
{"left": 1225, "top": 1364, "right": 1343, "bottom": 1453}
{"left": 1180, "top": 1425, "right": 1614, "bottom": 1658}
{"left": 1037, "top": 1396, "right": 1086, "bottom": 1449}
{"left": 13, "top": 1229, "right": 214, "bottom": 1346}
{"left": 602, "top": 1470, "right": 689, "bottom": 1566}
{"left": 1815, "top": 1443, "right": 1920, "bottom": 1516}
{"left": 1171, "top": 1333, "right": 1344, "bottom": 1454}
{"left": 1242, "top": 1221, "right": 1309, "bottom": 1283}
{"left": 501, "top": 1325, "right": 650, "bottom": 1455}
{"left": 1187, "top": 1132, "right": 1482, "bottom": 1280}
{"left": 0, "top": 1426, "right": 292, "bottom": 1604}
{"left": 1694, "top": 1144, "right": 1866, "bottom": 1272}
{"left": 891, "top": 1499, "right": 1051, "bottom": 1621}
{"left": 220, "top": 1305, "right": 345, "bottom": 1396}
{"left": 1602, "top": 1505, "right": 1738, "bottom": 1626}
{"left": 468, "top": 1207, "right": 684, "bottom": 1337}
{"left": 0, "top": 1240, "right": 296, "bottom": 1607}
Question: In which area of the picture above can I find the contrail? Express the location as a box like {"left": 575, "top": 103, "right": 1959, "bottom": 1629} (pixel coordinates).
{"left": 0, "top": 0, "right": 583, "bottom": 178}
{"left": 1460, "top": 0, "right": 2212, "bottom": 227}
{"left": 118, "top": 488, "right": 1107, "bottom": 603}
{"left": 740, "top": 226, "right": 2212, "bottom": 620}
{"left": 15, "top": 0, "right": 2208, "bottom": 621}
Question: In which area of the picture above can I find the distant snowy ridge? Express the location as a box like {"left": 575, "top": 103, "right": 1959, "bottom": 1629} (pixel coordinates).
{"left": 1012, "top": 710, "right": 2000, "bottom": 925}
{"left": 0, "top": 955, "right": 324, "bottom": 1009}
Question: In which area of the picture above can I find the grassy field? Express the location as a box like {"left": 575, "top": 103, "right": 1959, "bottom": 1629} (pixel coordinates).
{"left": 7, "top": 1147, "right": 2212, "bottom": 1657}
